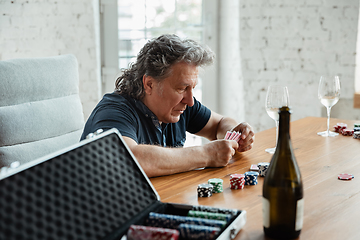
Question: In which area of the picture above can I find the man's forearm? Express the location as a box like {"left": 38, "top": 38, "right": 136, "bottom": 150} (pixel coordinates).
{"left": 129, "top": 138, "right": 239, "bottom": 178}
{"left": 130, "top": 144, "right": 208, "bottom": 177}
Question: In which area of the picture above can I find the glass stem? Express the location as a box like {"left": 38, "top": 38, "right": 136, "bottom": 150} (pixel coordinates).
{"left": 326, "top": 107, "right": 331, "bottom": 134}
{"left": 275, "top": 120, "right": 279, "bottom": 146}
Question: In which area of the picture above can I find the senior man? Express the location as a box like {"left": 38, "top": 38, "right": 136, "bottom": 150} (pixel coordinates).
{"left": 81, "top": 34, "right": 255, "bottom": 177}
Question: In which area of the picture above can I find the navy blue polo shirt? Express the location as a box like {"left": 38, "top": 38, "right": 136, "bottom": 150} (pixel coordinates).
{"left": 80, "top": 93, "right": 211, "bottom": 147}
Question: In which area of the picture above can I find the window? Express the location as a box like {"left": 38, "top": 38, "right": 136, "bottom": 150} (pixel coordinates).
{"left": 101, "top": 0, "right": 218, "bottom": 146}
{"left": 118, "top": 0, "right": 204, "bottom": 146}
{"left": 118, "top": 0, "right": 203, "bottom": 70}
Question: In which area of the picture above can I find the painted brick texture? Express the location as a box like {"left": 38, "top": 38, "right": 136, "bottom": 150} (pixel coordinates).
{"left": 1, "top": 0, "right": 360, "bottom": 135}
{"left": 239, "top": 0, "right": 360, "bottom": 132}
{"left": 0, "top": 0, "right": 99, "bottom": 120}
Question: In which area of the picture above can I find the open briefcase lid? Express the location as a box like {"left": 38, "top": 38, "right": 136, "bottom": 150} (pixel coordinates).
{"left": 0, "top": 128, "right": 161, "bottom": 240}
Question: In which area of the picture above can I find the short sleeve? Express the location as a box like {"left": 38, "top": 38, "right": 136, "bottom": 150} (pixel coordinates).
{"left": 81, "top": 95, "right": 139, "bottom": 142}
{"left": 185, "top": 97, "right": 211, "bottom": 134}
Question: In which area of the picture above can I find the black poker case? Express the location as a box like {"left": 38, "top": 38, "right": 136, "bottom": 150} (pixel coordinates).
{"left": 0, "top": 129, "right": 246, "bottom": 240}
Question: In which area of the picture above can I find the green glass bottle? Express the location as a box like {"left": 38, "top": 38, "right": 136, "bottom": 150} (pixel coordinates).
{"left": 262, "top": 106, "right": 304, "bottom": 239}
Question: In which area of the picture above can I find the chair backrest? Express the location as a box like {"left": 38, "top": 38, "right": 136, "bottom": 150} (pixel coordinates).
{"left": 0, "top": 54, "right": 84, "bottom": 168}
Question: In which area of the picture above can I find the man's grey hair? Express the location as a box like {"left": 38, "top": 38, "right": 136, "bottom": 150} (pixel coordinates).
{"left": 115, "top": 34, "right": 215, "bottom": 100}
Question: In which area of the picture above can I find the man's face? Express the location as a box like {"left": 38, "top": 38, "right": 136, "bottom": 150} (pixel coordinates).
{"left": 143, "top": 62, "right": 198, "bottom": 124}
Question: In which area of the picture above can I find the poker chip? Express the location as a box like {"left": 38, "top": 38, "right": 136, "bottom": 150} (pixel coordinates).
{"left": 354, "top": 132, "right": 360, "bottom": 139}
{"left": 146, "top": 212, "right": 226, "bottom": 229}
{"left": 342, "top": 129, "right": 354, "bottom": 136}
{"left": 127, "top": 225, "right": 179, "bottom": 240}
{"left": 334, "top": 123, "right": 347, "bottom": 133}
{"left": 338, "top": 173, "right": 354, "bottom": 180}
{"left": 354, "top": 123, "right": 360, "bottom": 128}
{"left": 230, "top": 173, "right": 245, "bottom": 179}
{"left": 354, "top": 127, "right": 360, "bottom": 132}
{"left": 191, "top": 205, "right": 238, "bottom": 216}
{"left": 197, "top": 183, "right": 213, "bottom": 197}
{"left": 208, "top": 178, "right": 223, "bottom": 193}
{"left": 187, "top": 210, "right": 232, "bottom": 222}
{"left": 178, "top": 224, "right": 220, "bottom": 240}
{"left": 230, "top": 174, "right": 245, "bottom": 190}
{"left": 244, "top": 171, "right": 259, "bottom": 185}
{"left": 257, "top": 162, "right": 270, "bottom": 177}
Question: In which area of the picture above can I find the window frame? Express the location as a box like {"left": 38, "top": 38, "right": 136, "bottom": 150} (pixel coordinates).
{"left": 99, "top": 0, "right": 219, "bottom": 113}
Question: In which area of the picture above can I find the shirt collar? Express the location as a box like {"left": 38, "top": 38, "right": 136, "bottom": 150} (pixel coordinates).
{"left": 133, "top": 98, "right": 164, "bottom": 129}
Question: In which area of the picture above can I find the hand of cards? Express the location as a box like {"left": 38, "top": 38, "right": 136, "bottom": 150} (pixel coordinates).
{"left": 224, "top": 131, "right": 242, "bottom": 142}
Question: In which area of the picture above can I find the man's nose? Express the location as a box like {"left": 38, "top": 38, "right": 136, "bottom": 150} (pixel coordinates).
{"left": 182, "top": 89, "right": 194, "bottom": 107}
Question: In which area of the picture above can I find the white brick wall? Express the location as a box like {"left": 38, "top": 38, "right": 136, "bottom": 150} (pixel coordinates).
{"left": 240, "top": 0, "right": 360, "bottom": 132}
{"left": 0, "top": 0, "right": 99, "bottom": 120}
{"left": 1, "top": 0, "right": 360, "bottom": 135}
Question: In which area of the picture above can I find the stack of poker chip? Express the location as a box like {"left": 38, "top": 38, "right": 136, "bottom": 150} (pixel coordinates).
{"left": 208, "top": 178, "right": 223, "bottom": 193}
{"left": 354, "top": 123, "right": 360, "bottom": 132}
{"left": 146, "top": 212, "right": 227, "bottom": 229}
{"left": 191, "top": 205, "right": 238, "bottom": 217}
{"left": 178, "top": 224, "right": 220, "bottom": 240}
{"left": 187, "top": 210, "right": 232, "bottom": 222}
{"left": 342, "top": 128, "right": 354, "bottom": 136}
{"left": 244, "top": 171, "right": 259, "bottom": 185}
{"left": 197, "top": 183, "right": 214, "bottom": 197}
{"left": 333, "top": 123, "right": 347, "bottom": 133}
{"left": 229, "top": 174, "right": 245, "bottom": 190}
{"left": 354, "top": 131, "right": 360, "bottom": 139}
{"left": 257, "top": 162, "right": 270, "bottom": 177}
{"left": 353, "top": 124, "right": 360, "bottom": 139}
{"left": 127, "top": 225, "right": 179, "bottom": 240}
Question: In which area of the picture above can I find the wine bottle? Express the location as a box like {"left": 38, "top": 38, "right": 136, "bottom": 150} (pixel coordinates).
{"left": 262, "top": 106, "right": 304, "bottom": 239}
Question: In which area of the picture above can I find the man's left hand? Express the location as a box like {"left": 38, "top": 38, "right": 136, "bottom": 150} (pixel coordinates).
{"left": 230, "top": 122, "right": 255, "bottom": 152}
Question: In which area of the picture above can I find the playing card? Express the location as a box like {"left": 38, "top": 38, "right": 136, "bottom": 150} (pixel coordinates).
{"left": 229, "top": 131, "right": 237, "bottom": 140}
{"left": 225, "top": 131, "right": 232, "bottom": 140}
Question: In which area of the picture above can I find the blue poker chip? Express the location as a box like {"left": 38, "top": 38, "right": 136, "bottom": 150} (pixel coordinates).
{"left": 245, "top": 180, "right": 258, "bottom": 185}
{"left": 245, "top": 171, "right": 259, "bottom": 185}
{"left": 245, "top": 171, "right": 259, "bottom": 176}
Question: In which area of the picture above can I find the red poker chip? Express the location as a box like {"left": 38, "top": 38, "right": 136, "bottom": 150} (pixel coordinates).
{"left": 342, "top": 129, "right": 354, "bottom": 136}
{"left": 230, "top": 174, "right": 245, "bottom": 179}
{"left": 338, "top": 173, "right": 354, "bottom": 180}
{"left": 336, "top": 123, "right": 347, "bottom": 128}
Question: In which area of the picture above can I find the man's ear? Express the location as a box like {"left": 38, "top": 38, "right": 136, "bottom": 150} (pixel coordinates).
{"left": 143, "top": 75, "right": 153, "bottom": 95}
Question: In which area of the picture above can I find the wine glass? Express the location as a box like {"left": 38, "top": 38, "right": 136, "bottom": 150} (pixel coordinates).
{"left": 317, "top": 75, "right": 341, "bottom": 137}
{"left": 265, "top": 85, "right": 290, "bottom": 154}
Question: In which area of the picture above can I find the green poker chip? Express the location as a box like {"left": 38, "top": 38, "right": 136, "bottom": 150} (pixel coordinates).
{"left": 187, "top": 210, "right": 232, "bottom": 222}
{"left": 208, "top": 178, "right": 224, "bottom": 193}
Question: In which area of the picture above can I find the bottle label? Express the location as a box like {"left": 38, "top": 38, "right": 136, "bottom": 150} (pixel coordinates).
{"left": 296, "top": 198, "right": 304, "bottom": 231}
{"left": 262, "top": 197, "right": 270, "bottom": 228}
{"left": 263, "top": 197, "right": 304, "bottom": 230}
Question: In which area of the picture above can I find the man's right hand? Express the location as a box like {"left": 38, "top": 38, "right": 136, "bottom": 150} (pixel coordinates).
{"left": 203, "top": 139, "right": 239, "bottom": 167}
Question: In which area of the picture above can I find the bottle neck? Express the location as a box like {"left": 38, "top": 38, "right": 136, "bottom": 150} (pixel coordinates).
{"left": 276, "top": 109, "right": 291, "bottom": 149}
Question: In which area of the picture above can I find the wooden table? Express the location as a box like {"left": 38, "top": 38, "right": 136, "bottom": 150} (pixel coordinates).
{"left": 150, "top": 117, "right": 360, "bottom": 240}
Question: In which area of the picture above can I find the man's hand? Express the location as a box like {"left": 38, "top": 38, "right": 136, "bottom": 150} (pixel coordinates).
{"left": 197, "top": 111, "right": 255, "bottom": 153}
{"left": 203, "top": 140, "right": 238, "bottom": 167}
{"left": 230, "top": 122, "right": 255, "bottom": 152}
